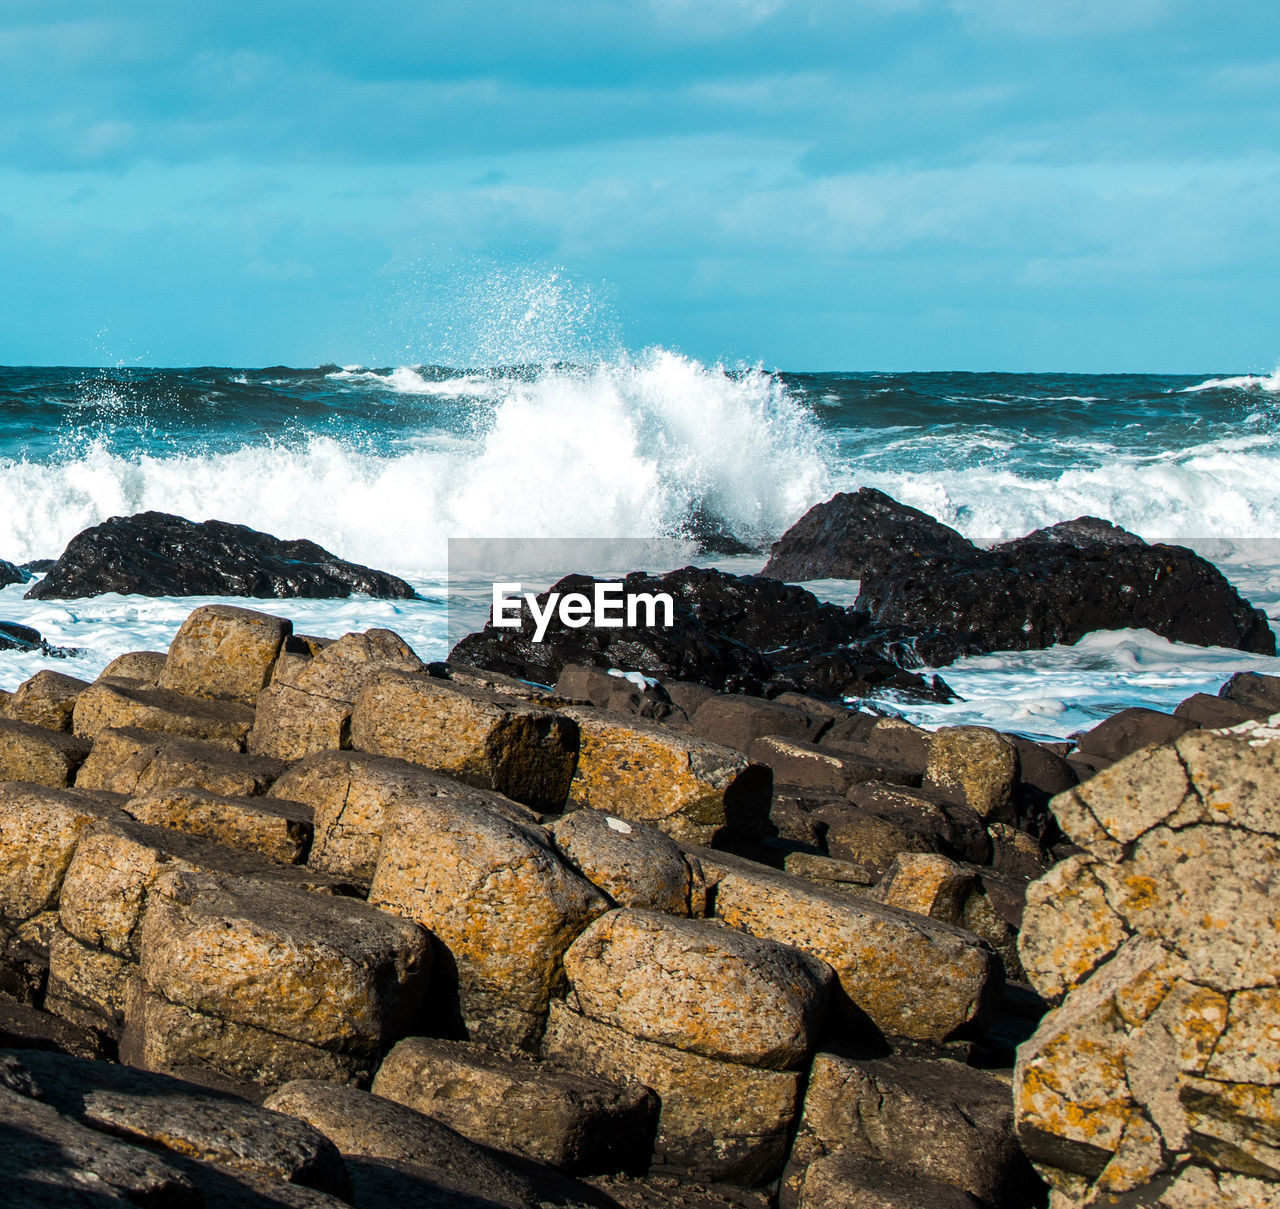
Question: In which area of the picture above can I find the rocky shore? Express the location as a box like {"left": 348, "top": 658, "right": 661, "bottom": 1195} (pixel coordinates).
{"left": 0, "top": 591, "right": 1277, "bottom": 1206}
{"left": 1, "top": 495, "right": 1279, "bottom": 1207}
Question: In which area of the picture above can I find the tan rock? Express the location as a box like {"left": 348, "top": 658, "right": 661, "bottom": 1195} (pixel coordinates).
{"left": 122, "top": 983, "right": 375, "bottom": 1092}
{"left": 820, "top": 805, "right": 933, "bottom": 879}
{"left": 73, "top": 679, "right": 256, "bottom": 748}
{"left": 694, "top": 847, "right": 1000, "bottom": 1043}
{"left": 125, "top": 787, "right": 313, "bottom": 864}
{"left": 1018, "top": 854, "right": 1131, "bottom": 1002}
{"left": 1050, "top": 740, "right": 1195, "bottom": 862}
{"left": 99, "top": 650, "right": 167, "bottom": 686}
{"left": 137, "top": 869, "right": 431, "bottom": 1062}
{"left": 45, "top": 926, "right": 135, "bottom": 1034}
{"left": 75, "top": 726, "right": 285, "bottom": 796}
{"left": 0, "top": 718, "right": 91, "bottom": 787}
{"left": 372, "top": 1035, "right": 658, "bottom": 1173}
{"left": 791, "top": 1151, "right": 983, "bottom": 1209}
{"left": 0, "top": 782, "right": 124, "bottom": 923}
{"left": 549, "top": 809, "right": 700, "bottom": 914}
{"left": 1015, "top": 938, "right": 1172, "bottom": 1187}
{"left": 262, "top": 1079, "right": 538, "bottom": 1209}
{"left": 369, "top": 790, "right": 609, "bottom": 1050}
{"left": 563, "top": 908, "right": 830, "bottom": 1069}
{"left": 542, "top": 1000, "right": 802, "bottom": 1185}
{"left": 159, "top": 604, "right": 292, "bottom": 706}
{"left": 59, "top": 815, "right": 320, "bottom": 958}
{"left": 2, "top": 670, "right": 89, "bottom": 731}
{"left": 923, "top": 726, "right": 1018, "bottom": 823}
{"left": 873, "top": 853, "right": 976, "bottom": 924}
{"left": 781, "top": 851, "right": 875, "bottom": 888}
{"left": 1015, "top": 719, "right": 1280, "bottom": 1207}
{"left": 784, "top": 1051, "right": 1034, "bottom": 1208}
{"left": 248, "top": 628, "right": 424, "bottom": 761}
{"left": 267, "top": 751, "right": 504, "bottom": 884}
{"left": 562, "top": 707, "right": 772, "bottom": 846}
{"left": 350, "top": 670, "right": 578, "bottom": 811}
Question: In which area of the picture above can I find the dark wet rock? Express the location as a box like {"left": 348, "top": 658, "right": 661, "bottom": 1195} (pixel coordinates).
{"left": 450, "top": 567, "right": 952, "bottom": 704}
{"left": 1010, "top": 736, "right": 1077, "bottom": 798}
{"left": 748, "top": 736, "right": 919, "bottom": 795}
{"left": 857, "top": 518, "right": 1275, "bottom": 664}
{"left": 554, "top": 664, "right": 677, "bottom": 721}
{"left": 0, "top": 995, "right": 108, "bottom": 1059}
{"left": 820, "top": 715, "right": 932, "bottom": 773}
{"left": 998, "top": 515, "right": 1147, "bottom": 554}
{"left": 20, "top": 558, "right": 57, "bottom": 574}
{"left": 688, "top": 694, "right": 831, "bottom": 753}
{"left": 680, "top": 502, "right": 759, "bottom": 556}
{"left": 26, "top": 511, "right": 416, "bottom": 601}
{"left": 761, "top": 488, "right": 974, "bottom": 582}
{"left": 1173, "top": 691, "right": 1262, "bottom": 728}
{"left": 0, "top": 620, "right": 78, "bottom": 659}
{"left": 1073, "top": 706, "right": 1197, "bottom": 765}
{"left": 1218, "top": 670, "right": 1280, "bottom": 716}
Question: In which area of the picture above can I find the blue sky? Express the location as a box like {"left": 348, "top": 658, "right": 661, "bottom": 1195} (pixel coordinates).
{"left": 1, "top": 0, "right": 1277, "bottom": 370}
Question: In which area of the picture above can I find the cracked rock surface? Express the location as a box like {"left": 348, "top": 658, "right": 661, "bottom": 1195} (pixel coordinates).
{"left": 1014, "top": 713, "right": 1280, "bottom": 1206}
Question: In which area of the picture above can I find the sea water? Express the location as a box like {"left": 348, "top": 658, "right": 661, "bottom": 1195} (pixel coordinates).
{"left": 2, "top": 354, "right": 1279, "bottom": 739}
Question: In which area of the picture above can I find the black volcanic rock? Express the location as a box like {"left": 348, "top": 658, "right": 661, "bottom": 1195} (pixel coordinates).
{"left": 26, "top": 512, "right": 416, "bottom": 601}
{"left": 0, "top": 620, "right": 78, "bottom": 658}
{"left": 857, "top": 521, "right": 1275, "bottom": 665}
{"left": 0, "top": 558, "right": 29, "bottom": 589}
{"left": 999, "top": 515, "right": 1147, "bottom": 555}
{"left": 761, "top": 487, "right": 974, "bottom": 582}
{"left": 449, "top": 566, "right": 953, "bottom": 703}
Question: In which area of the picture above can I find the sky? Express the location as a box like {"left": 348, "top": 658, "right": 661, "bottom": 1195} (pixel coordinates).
{"left": 1, "top": 0, "right": 1278, "bottom": 371}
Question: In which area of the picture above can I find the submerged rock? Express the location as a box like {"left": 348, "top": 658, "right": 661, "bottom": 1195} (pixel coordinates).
{"left": 0, "top": 620, "right": 78, "bottom": 659}
{"left": 26, "top": 511, "right": 416, "bottom": 600}
{"left": 0, "top": 558, "right": 30, "bottom": 588}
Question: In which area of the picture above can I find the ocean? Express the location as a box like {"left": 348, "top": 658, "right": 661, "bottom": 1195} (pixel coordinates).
{"left": 2, "top": 353, "right": 1279, "bottom": 740}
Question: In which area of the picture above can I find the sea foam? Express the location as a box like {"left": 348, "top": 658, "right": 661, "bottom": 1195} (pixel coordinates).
{"left": 0, "top": 350, "right": 830, "bottom": 576}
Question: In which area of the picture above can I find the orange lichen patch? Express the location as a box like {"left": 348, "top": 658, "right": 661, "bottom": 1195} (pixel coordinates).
{"left": 1108, "top": 870, "right": 1164, "bottom": 917}
{"left": 1132, "top": 980, "right": 1230, "bottom": 1081}
{"left": 1017, "top": 1058, "right": 1134, "bottom": 1156}
{"left": 1113, "top": 956, "right": 1180, "bottom": 1028}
